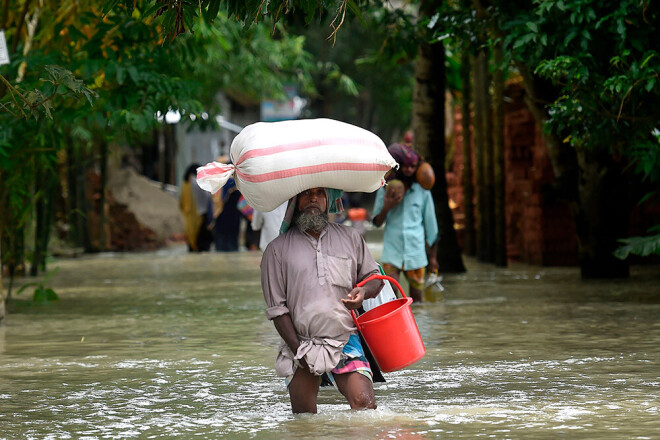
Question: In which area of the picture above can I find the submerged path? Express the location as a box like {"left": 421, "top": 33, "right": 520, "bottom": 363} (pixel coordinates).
{"left": 1, "top": 245, "right": 659, "bottom": 438}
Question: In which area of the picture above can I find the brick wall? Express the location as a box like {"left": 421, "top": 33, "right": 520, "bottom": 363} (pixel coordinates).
{"left": 448, "top": 84, "right": 578, "bottom": 266}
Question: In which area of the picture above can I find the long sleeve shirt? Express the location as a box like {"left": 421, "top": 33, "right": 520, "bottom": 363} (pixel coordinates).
{"left": 260, "top": 223, "right": 379, "bottom": 376}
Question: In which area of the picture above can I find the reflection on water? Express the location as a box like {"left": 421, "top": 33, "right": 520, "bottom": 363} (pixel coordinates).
{"left": 1, "top": 244, "right": 658, "bottom": 439}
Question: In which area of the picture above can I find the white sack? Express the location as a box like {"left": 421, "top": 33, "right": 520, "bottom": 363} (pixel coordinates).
{"left": 196, "top": 118, "right": 397, "bottom": 212}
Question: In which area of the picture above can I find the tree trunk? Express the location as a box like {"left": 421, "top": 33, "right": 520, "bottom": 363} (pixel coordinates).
{"left": 157, "top": 127, "right": 166, "bottom": 188}
{"left": 30, "top": 158, "right": 54, "bottom": 276}
{"left": 575, "top": 149, "right": 631, "bottom": 278}
{"left": 481, "top": 49, "right": 495, "bottom": 263}
{"left": 77, "top": 155, "right": 92, "bottom": 252}
{"left": 30, "top": 179, "right": 45, "bottom": 276}
{"left": 0, "top": 222, "right": 5, "bottom": 325}
{"left": 472, "top": 50, "right": 488, "bottom": 261}
{"left": 99, "top": 140, "right": 108, "bottom": 251}
{"left": 412, "top": 12, "right": 466, "bottom": 273}
{"left": 41, "top": 173, "right": 54, "bottom": 271}
{"left": 0, "top": 294, "right": 5, "bottom": 326}
{"left": 65, "top": 139, "right": 80, "bottom": 247}
{"left": 67, "top": 141, "right": 91, "bottom": 251}
{"left": 164, "top": 124, "right": 177, "bottom": 185}
{"left": 1, "top": 223, "right": 24, "bottom": 300}
{"left": 492, "top": 42, "right": 507, "bottom": 267}
{"left": 460, "top": 51, "right": 476, "bottom": 256}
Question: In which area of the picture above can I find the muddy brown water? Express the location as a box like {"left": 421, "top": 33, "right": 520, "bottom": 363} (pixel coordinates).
{"left": 1, "top": 241, "right": 658, "bottom": 439}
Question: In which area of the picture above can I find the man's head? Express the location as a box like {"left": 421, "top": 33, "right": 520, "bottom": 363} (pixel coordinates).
{"left": 388, "top": 143, "right": 419, "bottom": 182}
{"left": 294, "top": 187, "right": 329, "bottom": 234}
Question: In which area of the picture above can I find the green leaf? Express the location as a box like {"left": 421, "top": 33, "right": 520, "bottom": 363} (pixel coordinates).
{"left": 564, "top": 30, "right": 577, "bottom": 46}
{"left": 614, "top": 234, "right": 660, "bottom": 259}
{"left": 347, "top": 0, "right": 366, "bottom": 27}
{"left": 46, "top": 288, "right": 59, "bottom": 301}
{"left": 127, "top": 66, "right": 140, "bottom": 84}
{"left": 31, "top": 286, "right": 58, "bottom": 303}
{"left": 117, "top": 66, "right": 126, "bottom": 85}
{"left": 16, "top": 281, "right": 41, "bottom": 296}
{"left": 68, "top": 25, "right": 86, "bottom": 42}
{"left": 639, "top": 191, "right": 658, "bottom": 204}
{"left": 617, "top": 19, "right": 626, "bottom": 35}
{"left": 640, "top": 53, "right": 655, "bottom": 68}
{"left": 101, "top": 0, "right": 121, "bottom": 16}
{"left": 205, "top": 0, "right": 221, "bottom": 21}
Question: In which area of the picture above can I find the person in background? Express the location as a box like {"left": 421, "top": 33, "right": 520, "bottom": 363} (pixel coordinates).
{"left": 372, "top": 143, "right": 439, "bottom": 302}
{"left": 238, "top": 195, "right": 260, "bottom": 251}
{"left": 251, "top": 201, "right": 287, "bottom": 252}
{"left": 211, "top": 176, "right": 242, "bottom": 252}
{"left": 260, "top": 187, "right": 383, "bottom": 413}
{"left": 179, "top": 163, "right": 212, "bottom": 252}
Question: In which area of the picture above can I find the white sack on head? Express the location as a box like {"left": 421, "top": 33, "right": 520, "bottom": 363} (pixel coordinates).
{"left": 196, "top": 118, "right": 397, "bottom": 212}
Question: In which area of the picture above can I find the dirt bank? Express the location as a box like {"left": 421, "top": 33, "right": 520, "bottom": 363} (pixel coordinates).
{"left": 107, "top": 167, "right": 184, "bottom": 241}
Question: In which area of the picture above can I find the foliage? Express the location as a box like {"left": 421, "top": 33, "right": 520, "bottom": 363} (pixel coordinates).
{"left": 0, "top": 0, "right": 320, "bottom": 288}
{"left": 614, "top": 226, "right": 660, "bottom": 260}
{"left": 106, "top": 0, "right": 352, "bottom": 40}
{"left": 283, "top": 5, "right": 417, "bottom": 141}
{"left": 0, "top": 66, "right": 97, "bottom": 120}
{"left": 494, "top": 0, "right": 660, "bottom": 182}
{"left": 15, "top": 267, "right": 60, "bottom": 304}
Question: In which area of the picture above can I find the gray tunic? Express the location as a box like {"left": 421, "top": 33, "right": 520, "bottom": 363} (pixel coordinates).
{"left": 261, "top": 222, "right": 379, "bottom": 376}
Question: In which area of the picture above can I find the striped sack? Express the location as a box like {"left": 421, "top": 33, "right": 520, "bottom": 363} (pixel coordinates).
{"left": 196, "top": 118, "right": 397, "bottom": 212}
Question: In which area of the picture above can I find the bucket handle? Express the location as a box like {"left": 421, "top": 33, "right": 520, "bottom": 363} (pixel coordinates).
{"left": 351, "top": 274, "right": 407, "bottom": 328}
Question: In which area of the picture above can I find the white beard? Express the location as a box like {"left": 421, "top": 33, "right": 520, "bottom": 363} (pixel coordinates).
{"left": 294, "top": 211, "right": 329, "bottom": 234}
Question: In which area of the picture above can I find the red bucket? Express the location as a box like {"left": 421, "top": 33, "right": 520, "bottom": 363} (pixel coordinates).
{"left": 352, "top": 274, "right": 426, "bottom": 372}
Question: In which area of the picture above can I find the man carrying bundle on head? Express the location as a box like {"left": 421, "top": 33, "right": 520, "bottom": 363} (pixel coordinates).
{"left": 195, "top": 119, "right": 400, "bottom": 413}
{"left": 260, "top": 187, "right": 384, "bottom": 414}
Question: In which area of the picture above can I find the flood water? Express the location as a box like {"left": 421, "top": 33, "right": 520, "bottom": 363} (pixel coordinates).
{"left": 1, "top": 237, "right": 659, "bottom": 439}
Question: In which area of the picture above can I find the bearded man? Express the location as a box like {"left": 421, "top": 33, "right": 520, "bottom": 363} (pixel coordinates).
{"left": 260, "top": 187, "right": 384, "bottom": 414}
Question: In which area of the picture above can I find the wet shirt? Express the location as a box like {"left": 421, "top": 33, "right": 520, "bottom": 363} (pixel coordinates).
{"left": 373, "top": 182, "right": 439, "bottom": 271}
{"left": 260, "top": 222, "right": 379, "bottom": 377}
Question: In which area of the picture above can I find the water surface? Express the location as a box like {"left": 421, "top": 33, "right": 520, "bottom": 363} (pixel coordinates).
{"left": 1, "top": 244, "right": 658, "bottom": 439}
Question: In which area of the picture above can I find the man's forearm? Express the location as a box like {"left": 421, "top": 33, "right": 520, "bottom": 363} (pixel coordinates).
{"left": 372, "top": 210, "right": 387, "bottom": 227}
{"left": 273, "top": 314, "right": 300, "bottom": 354}
{"left": 428, "top": 241, "right": 438, "bottom": 258}
{"left": 362, "top": 278, "right": 384, "bottom": 299}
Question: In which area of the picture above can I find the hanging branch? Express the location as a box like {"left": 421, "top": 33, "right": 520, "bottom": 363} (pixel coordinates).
{"left": 1, "top": 0, "right": 10, "bottom": 29}
{"left": 328, "top": 0, "right": 349, "bottom": 46}
{"left": 10, "top": 0, "right": 33, "bottom": 54}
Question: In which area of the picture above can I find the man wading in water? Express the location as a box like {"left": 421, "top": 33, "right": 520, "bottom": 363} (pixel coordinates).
{"left": 260, "top": 187, "right": 384, "bottom": 413}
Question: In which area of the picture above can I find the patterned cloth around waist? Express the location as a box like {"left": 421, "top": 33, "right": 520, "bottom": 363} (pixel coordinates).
{"left": 285, "top": 334, "right": 373, "bottom": 388}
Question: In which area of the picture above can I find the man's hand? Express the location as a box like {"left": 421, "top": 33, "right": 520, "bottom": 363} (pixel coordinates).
{"left": 341, "top": 286, "right": 366, "bottom": 310}
{"left": 374, "top": 190, "right": 403, "bottom": 227}
{"left": 295, "top": 356, "right": 310, "bottom": 371}
{"left": 427, "top": 256, "right": 439, "bottom": 274}
{"left": 383, "top": 190, "right": 403, "bottom": 211}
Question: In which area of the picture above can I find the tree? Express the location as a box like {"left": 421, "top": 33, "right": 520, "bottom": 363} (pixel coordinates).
{"left": 282, "top": 8, "right": 416, "bottom": 142}
{"left": 0, "top": 0, "right": 318, "bottom": 323}
{"left": 486, "top": 0, "right": 660, "bottom": 277}
{"left": 414, "top": 0, "right": 466, "bottom": 272}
